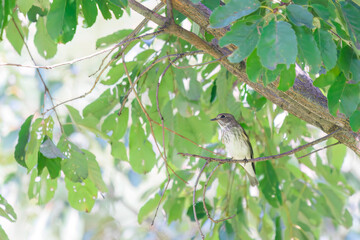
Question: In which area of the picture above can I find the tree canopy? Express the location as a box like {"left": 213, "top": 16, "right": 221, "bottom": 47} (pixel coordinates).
{"left": 1, "top": 0, "right": 360, "bottom": 239}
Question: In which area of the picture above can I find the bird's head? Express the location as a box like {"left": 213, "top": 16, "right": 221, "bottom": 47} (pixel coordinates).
{"left": 210, "top": 113, "right": 237, "bottom": 129}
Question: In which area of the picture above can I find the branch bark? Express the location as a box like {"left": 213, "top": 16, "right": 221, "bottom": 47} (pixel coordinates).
{"left": 129, "top": 0, "right": 360, "bottom": 156}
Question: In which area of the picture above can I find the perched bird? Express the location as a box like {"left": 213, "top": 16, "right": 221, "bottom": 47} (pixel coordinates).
{"left": 211, "top": 113, "right": 258, "bottom": 186}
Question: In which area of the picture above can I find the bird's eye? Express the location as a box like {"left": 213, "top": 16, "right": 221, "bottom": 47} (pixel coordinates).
{"left": 220, "top": 115, "right": 225, "bottom": 118}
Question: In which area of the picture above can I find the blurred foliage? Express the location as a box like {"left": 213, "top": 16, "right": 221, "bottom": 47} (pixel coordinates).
{"left": 1, "top": 0, "right": 360, "bottom": 239}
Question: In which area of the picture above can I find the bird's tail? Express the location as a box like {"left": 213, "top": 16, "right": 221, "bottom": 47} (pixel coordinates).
{"left": 242, "top": 162, "right": 259, "bottom": 186}
{"left": 246, "top": 173, "right": 259, "bottom": 187}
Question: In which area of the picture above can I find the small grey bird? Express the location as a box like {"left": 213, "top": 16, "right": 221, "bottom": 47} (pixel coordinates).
{"left": 211, "top": 113, "right": 259, "bottom": 186}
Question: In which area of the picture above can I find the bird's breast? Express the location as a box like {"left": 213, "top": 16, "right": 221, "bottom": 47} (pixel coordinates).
{"left": 222, "top": 130, "right": 251, "bottom": 159}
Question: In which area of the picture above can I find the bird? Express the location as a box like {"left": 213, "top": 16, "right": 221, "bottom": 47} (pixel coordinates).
{"left": 211, "top": 113, "right": 259, "bottom": 186}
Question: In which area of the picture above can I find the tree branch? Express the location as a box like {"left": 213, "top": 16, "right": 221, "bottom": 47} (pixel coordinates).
{"left": 178, "top": 129, "right": 341, "bottom": 163}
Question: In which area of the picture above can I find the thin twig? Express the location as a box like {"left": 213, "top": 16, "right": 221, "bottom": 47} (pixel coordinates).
{"left": 117, "top": 50, "right": 204, "bottom": 116}
{"left": 169, "top": 56, "right": 224, "bottom": 69}
{"left": 203, "top": 163, "right": 236, "bottom": 223}
{"left": 178, "top": 129, "right": 342, "bottom": 163}
{"left": 166, "top": 0, "right": 174, "bottom": 23}
{"left": 298, "top": 142, "right": 340, "bottom": 159}
{"left": 193, "top": 161, "right": 208, "bottom": 240}
{"left": 12, "top": 18, "right": 64, "bottom": 133}
{"left": 42, "top": 30, "right": 165, "bottom": 115}
{"left": 90, "top": 2, "right": 165, "bottom": 77}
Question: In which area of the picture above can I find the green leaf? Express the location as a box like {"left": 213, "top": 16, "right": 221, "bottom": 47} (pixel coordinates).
{"left": 339, "top": 83, "right": 360, "bottom": 117}
{"left": 34, "top": 17, "right": 57, "bottom": 59}
{"left": 263, "top": 65, "right": 284, "bottom": 86}
{"left": 286, "top": 4, "right": 314, "bottom": 28}
{"left": 342, "top": 209, "right": 353, "bottom": 228}
{"left": 318, "top": 183, "right": 345, "bottom": 220}
{"left": 0, "top": 194, "right": 17, "bottom": 222}
{"left": 327, "top": 74, "right": 346, "bottom": 116}
{"left": 338, "top": 46, "right": 360, "bottom": 82}
{"left": 109, "top": 0, "right": 127, "bottom": 8}
{"left": 37, "top": 152, "right": 62, "bottom": 179}
{"left": 96, "top": 29, "right": 132, "bottom": 48}
{"left": 82, "top": 0, "right": 98, "bottom": 27}
{"left": 27, "top": 6, "right": 48, "bottom": 22}
{"left": 0, "top": 0, "right": 16, "bottom": 40}
{"left": 350, "top": 110, "right": 360, "bottom": 132}
{"left": 163, "top": 197, "right": 185, "bottom": 223}
{"left": 257, "top": 21, "right": 297, "bottom": 70}
{"left": 101, "top": 109, "right": 128, "bottom": 141}
{"left": 0, "top": 226, "right": 9, "bottom": 240}
{"left": 28, "top": 168, "right": 58, "bottom": 204}
{"left": 186, "top": 202, "right": 212, "bottom": 221}
{"left": 129, "top": 124, "right": 156, "bottom": 174}
{"left": 96, "top": 0, "right": 112, "bottom": 19}
{"left": 65, "top": 178, "right": 98, "bottom": 212}
{"left": 138, "top": 194, "right": 161, "bottom": 224}
{"left": 111, "top": 141, "right": 128, "bottom": 161}
{"left": 312, "top": 4, "right": 331, "bottom": 21}
{"left": 219, "top": 21, "right": 260, "bottom": 63}
{"left": 83, "top": 150, "right": 108, "bottom": 192}
{"left": 295, "top": 26, "right": 322, "bottom": 74}
{"left": 278, "top": 64, "right": 296, "bottom": 91}
{"left": 25, "top": 118, "right": 47, "bottom": 171}
{"left": 246, "top": 49, "right": 263, "bottom": 82}
{"left": 14, "top": 115, "right": 33, "bottom": 168}
{"left": 40, "top": 136, "right": 67, "bottom": 159}
{"left": 209, "top": 0, "right": 260, "bottom": 28}
{"left": 17, "top": 0, "right": 35, "bottom": 14}
{"left": 60, "top": 0, "right": 77, "bottom": 43}
{"left": 314, "top": 29, "right": 337, "bottom": 70}
{"left": 258, "top": 161, "right": 282, "bottom": 207}
{"left": 326, "top": 139, "right": 346, "bottom": 170}
{"left": 6, "top": 14, "right": 26, "bottom": 55}
{"left": 313, "top": 67, "right": 339, "bottom": 88}
{"left": 340, "top": 1, "right": 360, "bottom": 49}
{"left": 83, "top": 89, "right": 117, "bottom": 120}
{"left": 46, "top": 0, "right": 66, "bottom": 40}
{"left": 219, "top": 221, "right": 235, "bottom": 240}
{"left": 57, "top": 137, "right": 89, "bottom": 182}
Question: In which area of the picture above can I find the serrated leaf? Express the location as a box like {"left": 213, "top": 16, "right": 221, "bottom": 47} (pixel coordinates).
{"left": 219, "top": 21, "right": 260, "bottom": 63}
{"left": 65, "top": 178, "right": 97, "bottom": 212}
{"left": 286, "top": 4, "right": 314, "bottom": 28}
{"left": 257, "top": 21, "right": 297, "bottom": 70}
{"left": 14, "top": 115, "right": 33, "bottom": 168}
{"left": 34, "top": 17, "right": 57, "bottom": 59}
{"left": 138, "top": 194, "right": 160, "bottom": 224}
{"left": 313, "top": 67, "right": 339, "bottom": 88}
{"left": 340, "top": 1, "right": 360, "bottom": 49}
{"left": 314, "top": 29, "right": 337, "bottom": 70}
{"left": 278, "top": 64, "right": 296, "bottom": 91}
{"left": 37, "top": 152, "right": 61, "bottom": 179}
{"left": 295, "top": 26, "right": 322, "bottom": 74}
{"left": 209, "top": 0, "right": 260, "bottom": 28}
{"left": 96, "top": 0, "right": 112, "bottom": 19}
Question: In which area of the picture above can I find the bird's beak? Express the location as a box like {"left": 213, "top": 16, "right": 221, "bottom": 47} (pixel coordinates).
{"left": 210, "top": 117, "right": 218, "bottom": 121}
